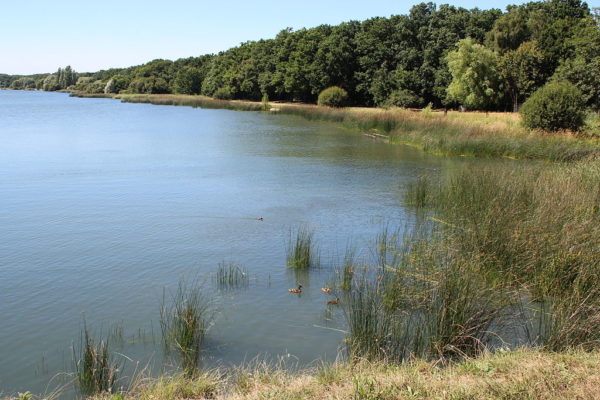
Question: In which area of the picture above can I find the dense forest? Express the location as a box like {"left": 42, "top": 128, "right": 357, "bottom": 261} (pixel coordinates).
{"left": 2, "top": 0, "right": 599, "bottom": 112}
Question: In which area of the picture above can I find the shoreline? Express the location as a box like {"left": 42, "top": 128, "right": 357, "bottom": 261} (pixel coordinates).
{"left": 69, "top": 92, "right": 600, "bottom": 162}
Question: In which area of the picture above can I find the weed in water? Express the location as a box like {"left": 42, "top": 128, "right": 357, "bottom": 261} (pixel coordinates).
{"left": 160, "top": 278, "right": 211, "bottom": 376}
{"left": 286, "top": 227, "right": 319, "bottom": 269}
{"left": 214, "top": 262, "right": 249, "bottom": 290}
{"left": 73, "top": 323, "right": 120, "bottom": 396}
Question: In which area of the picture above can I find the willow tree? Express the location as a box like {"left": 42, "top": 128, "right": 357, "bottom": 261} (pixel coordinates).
{"left": 446, "top": 38, "right": 502, "bottom": 110}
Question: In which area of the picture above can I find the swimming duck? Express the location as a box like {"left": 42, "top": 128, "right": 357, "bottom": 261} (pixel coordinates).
{"left": 288, "top": 285, "right": 303, "bottom": 294}
{"left": 321, "top": 287, "right": 331, "bottom": 294}
{"left": 327, "top": 297, "right": 340, "bottom": 305}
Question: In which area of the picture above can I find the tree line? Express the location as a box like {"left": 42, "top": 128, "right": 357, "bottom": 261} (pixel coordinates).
{"left": 2, "top": 1, "right": 599, "bottom": 112}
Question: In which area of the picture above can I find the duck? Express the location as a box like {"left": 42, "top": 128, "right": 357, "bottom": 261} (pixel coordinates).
{"left": 327, "top": 297, "right": 340, "bottom": 305}
{"left": 321, "top": 287, "right": 331, "bottom": 294}
{"left": 288, "top": 285, "right": 303, "bottom": 294}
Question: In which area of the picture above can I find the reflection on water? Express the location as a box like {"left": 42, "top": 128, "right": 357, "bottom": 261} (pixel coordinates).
{"left": 0, "top": 90, "right": 454, "bottom": 395}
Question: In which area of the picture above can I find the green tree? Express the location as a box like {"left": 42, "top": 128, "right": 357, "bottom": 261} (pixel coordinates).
{"left": 446, "top": 38, "right": 502, "bottom": 110}
{"left": 486, "top": 6, "right": 532, "bottom": 53}
{"left": 172, "top": 67, "right": 203, "bottom": 94}
{"left": 103, "top": 75, "right": 131, "bottom": 94}
{"left": 554, "top": 56, "right": 600, "bottom": 112}
{"left": 42, "top": 74, "right": 60, "bottom": 91}
{"left": 500, "top": 41, "right": 546, "bottom": 111}
{"left": 520, "top": 80, "right": 586, "bottom": 131}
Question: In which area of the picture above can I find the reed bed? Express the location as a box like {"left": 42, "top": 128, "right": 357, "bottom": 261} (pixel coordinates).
{"left": 274, "top": 104, "right": 600, "bottom": 161}
{"left": 342, "top": 229, "right": 513, "bottom": 363}
{"left": 286, "top": 227, "right": 319, "bottom": 269}
{"left": 214, "top": 262, "right": 249, "bottom": 290}
{"left": 160, "top": 279, "right": 211, "bottom": 376}
{"left": 404, "top": 160, "right": 600, "bottom": 351}
{"left": 73, "top": 325, "right": 120, "bottom": 396}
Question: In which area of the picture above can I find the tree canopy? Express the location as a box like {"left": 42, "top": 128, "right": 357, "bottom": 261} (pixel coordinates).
{"left": 2, "top": 1, "right": 598, "bottom": 113}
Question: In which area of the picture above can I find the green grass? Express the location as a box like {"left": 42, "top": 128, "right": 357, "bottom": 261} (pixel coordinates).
{"left": 404, "top": 160, "right": 600, "bottom": 351}
{"left": 337, "top": 247, "right": 356, "bottom": 292}
{"left": 214, "top": 262, "right": 249, "bottom": 290}
{"left": 160, "top": 279, "right": 211, "bottom": 376}
{"left": 286, "top": 227, "right": 319, "bottom": 269}
{"left": 73, "top": 324, "right": 120, "bottom": 396}
{"left": 342, "top": 229, "right": 512, "bottom": 363}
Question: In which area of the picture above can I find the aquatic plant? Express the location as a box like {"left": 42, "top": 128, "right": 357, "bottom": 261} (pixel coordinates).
{"left": 404, "top": 160, "right": 600, "bottom": 350}
{"left": 338, "top": 248, "right": 356, "bottom": 292}
{"left": 286, "top": 227, "right": 319, "bottom": 269}
{"left": 73, "top": 324, "right": 120, "bottom": 395}
{"left": 160, "top": 279, "right": 211, "bottom": 376}
{"left": 214, "top": 262, "right": 249, "bottom": 290}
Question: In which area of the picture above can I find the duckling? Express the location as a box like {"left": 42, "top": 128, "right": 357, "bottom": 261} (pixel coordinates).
{"left": 327, "top": 297, "right": 340, "bottom": 305}
{"left": 321, "top": 287, "right": 331, "bottom": 294}
{"left": 288, "top": 285, "right": 303, "bottom": 294}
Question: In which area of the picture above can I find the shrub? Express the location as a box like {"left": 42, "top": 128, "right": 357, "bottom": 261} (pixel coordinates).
{"left": 213, "top": 86, "right": 234, "bottom": 100}
{"left": 521, "top": 81, "right": 586, "bottom": 131}
{"left": 317, "top": 86, "right": 348, "bottom": 107}
{"left": 385, "top": 89, "right": 424, "bottom": 108}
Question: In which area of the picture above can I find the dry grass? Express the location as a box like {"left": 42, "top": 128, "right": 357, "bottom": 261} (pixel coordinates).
{"left": 70, "top": 349, "right": 600, "bottom": 400}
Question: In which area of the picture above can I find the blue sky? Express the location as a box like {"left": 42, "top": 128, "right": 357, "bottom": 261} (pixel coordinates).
{"left": 0, "top": 0, "right": 561, "bottom": 75}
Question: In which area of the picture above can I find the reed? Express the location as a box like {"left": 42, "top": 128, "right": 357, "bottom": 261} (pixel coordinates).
{"left": 404, "top": 160, "right": 600, "bottom": 350}
{"left": 286, "top": 227, "right": 318, "bottom": 269}
{"left": 338, "top": 248, "right": 356, "bottom": 292}
{"left": 342, "top": 228, "right": 512, "bottom": 363}
{"left": 214, "top": 262, "right": 249, "bottom": 290}
{"left": 73, "top": 324, "right": 120, "bottom": 396}
{"left": 160, "top": 279, "right": 211, "bottom": 376}
{"left": 274, "top": 104, "right": 599, "bottom": 161}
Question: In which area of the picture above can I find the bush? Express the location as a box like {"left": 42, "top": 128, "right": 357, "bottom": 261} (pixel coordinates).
{"left": 521, "top": 81, "right": 586, "bottom": 131}
{"left": 384, "top": 89, "right": 424, "bottom": 108}
{"left": 213, "top": 86, "right": 234, "bottom": 100}
{"left": 317, "top": 86, "right": 348, "bottom": 107}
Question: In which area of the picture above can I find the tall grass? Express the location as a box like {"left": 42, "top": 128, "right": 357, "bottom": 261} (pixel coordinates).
{"left": 214, "top": 262, "right": 249, "bottom": 290}
{"left": 160, "top": 279, "right": 211, "bottom": 376}
{"left": 404, "top": 160, "right": 600, "bottom": 350}
{"left": 73, "top": 324, "right": 120, "bottom": 395}
{"left": 337, "top": 247, "right": 356, "bottom": 292}
{"left": 286, "top": 227, "right": 319, "bottom": 269}
{"left": 342, "top": 230, "right": 512, "bottom": 363}
{"left": 274, "top": 104, "right": 600, "bottom": 161}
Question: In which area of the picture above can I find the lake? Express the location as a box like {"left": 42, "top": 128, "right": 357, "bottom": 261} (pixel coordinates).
{"left": 0, "top": 90, "right": 453, "bottom": 396}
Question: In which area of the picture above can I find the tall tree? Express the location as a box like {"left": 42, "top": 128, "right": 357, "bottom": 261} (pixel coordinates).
{"left": 500, "top": 41, "right": 546, "bottom": 111}
{"left": 446, "top": 38, "right": 502, "bottom": 110}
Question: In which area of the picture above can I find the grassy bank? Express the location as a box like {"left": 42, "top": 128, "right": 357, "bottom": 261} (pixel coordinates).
{"left": 69, "top": 92, "right": 600, "bottom": 161}
{"left": 4, "top": 350, "right": 587, "bottom": 400}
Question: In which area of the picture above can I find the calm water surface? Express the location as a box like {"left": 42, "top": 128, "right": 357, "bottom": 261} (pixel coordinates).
{"left": 0, "top": 90, "right": 454, "bottom": 396}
